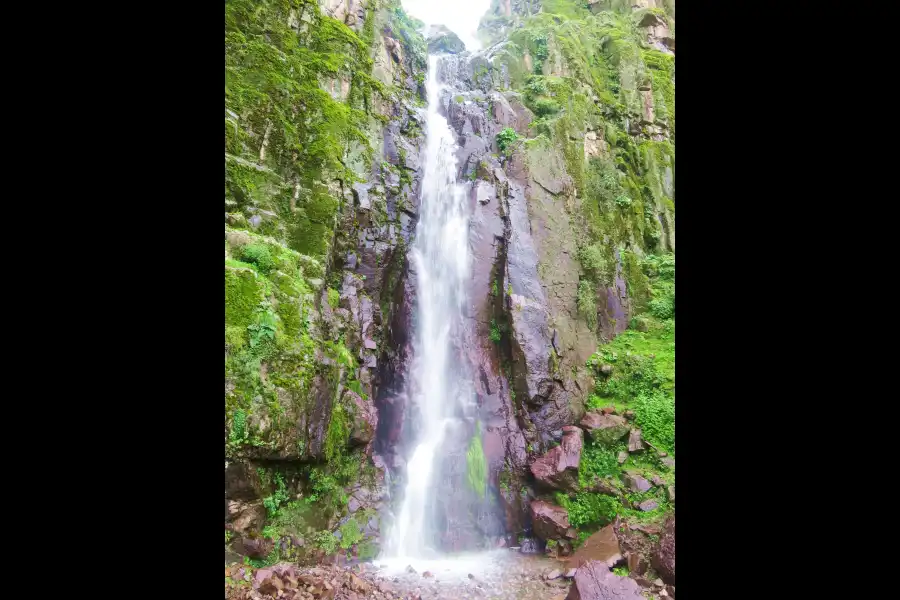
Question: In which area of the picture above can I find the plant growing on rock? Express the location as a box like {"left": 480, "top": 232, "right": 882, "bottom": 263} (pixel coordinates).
{"left": 466, "top": 423, "right": 488, "bottom": 498}
{"left": 496, "top": 127, "right": 519, "bottom": 156}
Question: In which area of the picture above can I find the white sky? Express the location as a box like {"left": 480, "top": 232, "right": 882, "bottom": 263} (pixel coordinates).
{"left": 400, "top": 0, "right": 492, "bottom": 51}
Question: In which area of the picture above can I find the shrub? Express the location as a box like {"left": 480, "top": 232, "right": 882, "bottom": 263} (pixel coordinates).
{"left": 533, "top": 97, "right": 560, "bottom": 116}
{"left": 327, "top": 288, "right": 340, "bottom": 309}
{"left": 556, "top": 492, "right": 619, "bottom": 528}
{"left": 240, "top": 243, "right": 275, "bottom": 273}
{"left": 634, "top": 389, "right": 675, "bottom": 453}
{"left": 496, "top": 127, "right": 519, "bottom": 155}
{"left": 489, "top": 319, "right": 502, "bottom": 343}
{"left": 579, "top": 244, "right": 608, "bottom": 281}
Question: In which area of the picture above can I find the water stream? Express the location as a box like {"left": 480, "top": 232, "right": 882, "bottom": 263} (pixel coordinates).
{"left": 383, "top": 53, "right": 475, "bottom": 562}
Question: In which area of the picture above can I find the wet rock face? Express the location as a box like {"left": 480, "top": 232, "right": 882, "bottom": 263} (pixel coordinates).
{"left": 565, "top": 560, "right": 645, "bottom": 600}
{"left": 530, "top": 426, "right": 583, "bottom": 491}
{"left": 570, "top": 525, "right": 623, "bottom": 569}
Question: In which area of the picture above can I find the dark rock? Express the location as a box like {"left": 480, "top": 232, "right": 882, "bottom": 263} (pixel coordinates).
{"left": 570, "top": 524, "right": 622, "bottom": 568}
{"left": 623, "top": 473, "right": 652, "bottom": 493}
{"left": 580, "top": 413, "right": 630, "bottom": 446}
{"left": 627, "top": 429, "right": 644, "bottom": 452}
{"left": 650, "top": 474, "right": 664, "bottom": 487}
{"left": 599, "top": 364, "right": 613, "bottom": 376}
{"left": 530, "top": 500, "right": 571, "bottom": 541}
{"left": 617, "top": 451, "right": 628, "bottom": 465}
{"left": 565, "top": 560, "right": 644, "bottom": 600}
{"left": 651, "top": 516, "right": 675, "bottom": 584}
{"left": 345, "top": 390, "right": 377, "bottom": 446}
{"left": 239, "top": 536, "right": 273, "bottom": 559}
{"left": 426, "top": 25, "right": 466, "bottom": 54}
{"left": 637, "top": 499, "right": 658, "bottom": 512}
{"left": 530, "top": 426, "right": 583, "bottom": 491}
{"left": 519, "top": 537, "right": 540, "bottom": 554}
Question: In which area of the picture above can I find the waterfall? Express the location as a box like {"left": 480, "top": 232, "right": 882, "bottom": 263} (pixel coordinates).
{"left": 384, "top": 54, "right": 475, "bottom": 560}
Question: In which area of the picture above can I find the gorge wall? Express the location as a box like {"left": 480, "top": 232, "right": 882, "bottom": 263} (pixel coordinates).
{"left": 225, "top": 0, "right": 675, "bottom": 576}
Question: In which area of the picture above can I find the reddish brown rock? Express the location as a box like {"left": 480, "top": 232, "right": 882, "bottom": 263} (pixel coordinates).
{"left": 627, "top": 552, "right": 647, "bottom": 575}
{"left": 565, "top": 560, "right": 644, "bottom": 600}
{"left": 530, "top": 426, "right": 583, "bottom": 491}
{"left": 530, "top": 500, "right": 572, "bottom": 541}
{"left": 580, "top": 413, "right": 630, "bottom": 446}
{"left": 345, "top": 390, "right": 377, "bottom": 446}
{"left": 651, "top": 515, "right": 675, "bottom": 584}
{"left": 239, "top": 536, "right": 273, "bottom": 559}
{"left": 569, "top": 524, "right": 622, "bottom": 568}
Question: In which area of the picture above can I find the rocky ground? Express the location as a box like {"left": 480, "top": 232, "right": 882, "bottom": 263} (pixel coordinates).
{"left": 226, "top": 521, "right": 675, "bottom": 600}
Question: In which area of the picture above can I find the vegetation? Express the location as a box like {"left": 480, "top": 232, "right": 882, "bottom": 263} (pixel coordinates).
{"left": 466, "top": 423, "right": 488, "bottom": 498}
{"left": 496, "top": 127, "right": 519, "bottom": 155}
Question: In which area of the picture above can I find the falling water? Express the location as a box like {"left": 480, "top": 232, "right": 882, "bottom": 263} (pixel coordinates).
{"left": 383, "top": 54, "right": 475, "bottom": 561}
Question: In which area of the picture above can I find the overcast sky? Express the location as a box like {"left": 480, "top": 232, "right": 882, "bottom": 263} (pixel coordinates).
{"left": 400, "top": 0, "right": 492, "bottom": 51}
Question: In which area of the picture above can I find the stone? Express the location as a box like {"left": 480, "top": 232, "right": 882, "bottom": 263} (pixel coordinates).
{"left": 546, "top": 569, "right": 562, "bottom": 580}
{"left": 651, "top": 516, "right": 675, "bottom": 584}
{"left": 624, "top": 473, "right": 652, "bottom": 493}
{"left": 667, "top": 485, "right": 675, "bottom": 502}
{"left": 650, "top": 474, "right": 664, "bottom": 487}
{"left": 637, "top": 499, "right": 658, "bottom": 512}
{"left": 627, "top": 552, "right": 647, "bottom": 576}
{"left": 240, "top": 536, "right": 273, "bottom": 558}
{"left": 530, "top": 426, "right": 583, "bottom": 491}
{"left": 627, "top": 429, "right": 644, "bottom": 452}
{"left": 599, "top": 364, "right": 613, "bottom": 376}
{"left": 426, "top": 25, "right": 466, "bottom": 54}
{"left": 405, "top": 565, "right": 416, "bottom": 574}
{"left": 565, "top": 568, "right": 578, "bottom": 578}
{"left": 580, "top": 413, "right": 630, "bottom": 446}
{"left": 661, "top": 457, "right": 675, "bottom": 469}
{"left": 570, "top": 524, "right": 622, "bottom": 568}
{"left": 565, "top": 560, "right": 644, "bottom": 600}
{"left": 617, "top": 451, "right": 628, "bottom": 465}
{"left": 422, "top": 571, "right": 433, "bottom": 578}
{"left": 229, "top": 501, "right": 266, "bottom": 535}
{"left": 654, "top": 578, "right": 664, "bottom": 587}
{"left": 530, "top": 500, "right": 571, "bottom": 541}
{"left": 600, "top": 406, "right": 616, "bottom": 415}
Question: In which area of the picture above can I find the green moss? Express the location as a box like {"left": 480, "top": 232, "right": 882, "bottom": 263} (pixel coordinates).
{"left": 466, "top": 423, "right": 488, "bottom": 498}
{"left": 338, "top": 517, "right": 363, "bottom": 549}
{"left": 324, "top": 400, "right": 350, "bottom": 464}
{"left": 225, "top": 266, "right": 264, "bottom": 329}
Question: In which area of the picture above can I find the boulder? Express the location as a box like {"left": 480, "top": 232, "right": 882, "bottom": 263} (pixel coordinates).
{"left": 530, "top": 500, "right": 572, "bottom": 541}
{"left": 530, "top": 426, "right": 583, "bottom": 491}
{"left": 580, "top": 413, "right": 630, "bottom": 446}
{"left": 345, "top": 390, "right": 377, "bottom": 446}
{"left": 651, "top": 515, "right": 675, "bottom": 584}
{"left": 627, "top": 428, "right": 644, "bottom": 452}
{"left": 227, "top": 501, "right": 266, "bottom": 535}
{"left": 623, "top": 473, "right": 652, "bottom": 493}
{"left": 569, "top": 524, "right": 622, "bottom": 568}
{"left": 637, "top": 499, "right": 658, "bottom": 512}
{"left": 565, "top": 560, "right": 644, "bottom": 600}
{"left": 426, "top": 25, "right": 466, "bottom": 54}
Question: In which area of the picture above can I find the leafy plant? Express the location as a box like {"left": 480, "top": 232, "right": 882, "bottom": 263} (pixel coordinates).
{"left": 489, "top": 319, "right": 502, "bottom": 343}
{"left": 313, "top": 530, "right": 339, "bottom": 554}
{"left": 338, "top": 517, "right": 363, "bottom": 550}
{"left": 327, "top": 288, "right": 340, "bottom": 309}
{"left": 496, "top": 127, "right": 519, "bottom": 155}
{"left": 555, "top": 492, "right": 619, "bottom": 528}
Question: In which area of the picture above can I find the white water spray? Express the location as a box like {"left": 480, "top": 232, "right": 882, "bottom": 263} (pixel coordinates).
{"left": 384, "top": 54, "right": 473, "bottom": 561}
